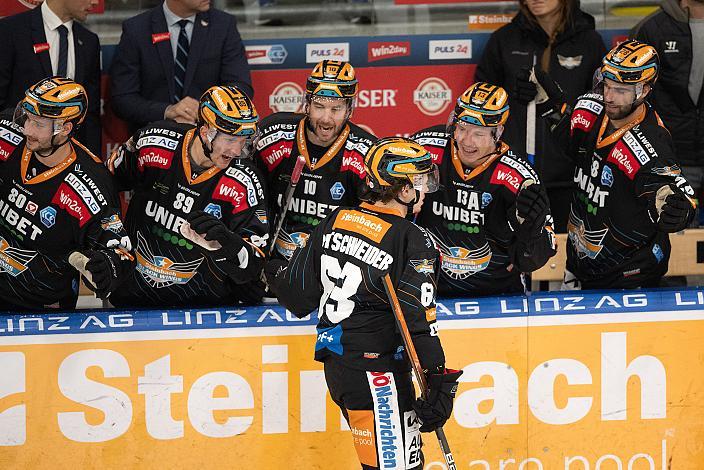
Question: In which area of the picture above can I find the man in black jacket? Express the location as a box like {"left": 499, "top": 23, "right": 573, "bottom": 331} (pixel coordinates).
{"left": 110, "top": 0, "right": 253, "bottom": 133}
{"left": 476, "top": 0, "right": 605, "bottom": 232}
{"left": 632, "top": 0, "right": 704, "bottom": 225}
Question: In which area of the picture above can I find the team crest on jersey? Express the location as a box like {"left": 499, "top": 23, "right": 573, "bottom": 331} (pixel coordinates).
{"left": 410, "top": 259, "right": 435, "bottom": 275}
{"left": 0, "top": 237, "right": 37, "bottom": 277}
{"left": 135, "top": 232, "right": 203, "bottom": 288}
{"left": 651, "top": 165, "right": 681, "bottom": 177}
{"left": 430, "top": 234, "right": 491, "bottom": 279}
{"left": 101, "top": 214, "right": 124, "bottom": 233}
{"left": 275, "top": 231, "right": 309, "bottom": 260}
{"left": 330, "top": 182, "right": 346, "bottom": 200}
{"left": 255, "top": 209, "right": 268, "bottom": 225}
{"left": 567, "top": 211, "right": 609, "bottom": 259}
{"left": 481, "top": 192, "right": 493, "bottom": 209}
{"left": 39, "top": 206, "right": 56, "bottom": 228}
{"left": 600, "top": 165, "right": 614, "bottom": 187}
{"left": 204, "top": 203, "right": 223, "bottom": 219}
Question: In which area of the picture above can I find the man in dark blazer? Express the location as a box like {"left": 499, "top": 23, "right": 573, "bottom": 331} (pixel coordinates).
{"left": 0, "top": 0, "right": 102, "bottom": 156}
{"left": 110, "top": 0, "right": 253, "bottom": 133}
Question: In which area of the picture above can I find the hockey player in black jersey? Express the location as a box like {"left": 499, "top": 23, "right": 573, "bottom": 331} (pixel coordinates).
{"left": 0, "top": 77, "right": 133, "bottom": 310}
{"left": 414, "top": 82, "right": 556, "bottom": 297}
{"left": 106, "top": 86, "right": 269, "bottom": 307}
{"left": 267, "top": 137, "right": 461, "bottom": 470}
{"left": 525, "top": 39, "right": 696, "bottom": 289}
{"left": 254, "top": 60, "right": 375, "bottom": 260}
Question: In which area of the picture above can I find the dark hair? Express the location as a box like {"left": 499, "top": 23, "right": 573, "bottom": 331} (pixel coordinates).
{"left": 519, "top": 0, "right": 574, "bottom": 39}
{"left": 360, "top": 180, "right": 409, "bottom": 203}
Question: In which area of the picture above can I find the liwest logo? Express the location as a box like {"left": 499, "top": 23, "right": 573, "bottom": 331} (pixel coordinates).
{"left": 367, "top": 41, "right": 410, "bottom": 62}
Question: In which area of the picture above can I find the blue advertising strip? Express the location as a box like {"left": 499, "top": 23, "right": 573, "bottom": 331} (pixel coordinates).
{"left": 1, "top": 287, "right": 702, "bottom": 337}
{"left": 100, "top": 29, "right": 627, "bottom": 72}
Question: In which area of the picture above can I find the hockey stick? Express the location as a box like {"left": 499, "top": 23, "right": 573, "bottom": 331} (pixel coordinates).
{"left": 526, "top": 54, "right": 537, "bottom": 165}
{"left": 381, "top": 273, "right": 457, "bottom": 470}
{"left": 269, "top": 154, "right": 307, "bottom": 256}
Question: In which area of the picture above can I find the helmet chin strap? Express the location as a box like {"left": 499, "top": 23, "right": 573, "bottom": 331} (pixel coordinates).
{"left": 394, "top": 187, "right": 420, "bottom": 221}
{"left": 196, "top": 125, "right": 216, "bottom": 162}
{"left": 35, "top": 133, "right": 70, "bottom": 159}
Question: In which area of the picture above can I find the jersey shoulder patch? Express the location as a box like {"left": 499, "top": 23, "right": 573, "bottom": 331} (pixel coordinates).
{"left": 0, "top": 119, "right": 24, "bottom": 161}
{"left": 215, "top": 164, "right": 265, "bottom": 214}
{"left": 134, "top": 125, "right": 185, "bottom": 171}
{"left": 412, "top": 126, "right": 450, "bottom": 165}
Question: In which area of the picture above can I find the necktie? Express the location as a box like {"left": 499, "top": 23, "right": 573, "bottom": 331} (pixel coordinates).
{"left": 57, "top": 25, "right": 68, "bottom": 77}
{"left": 174, "top": 19, "right": 190, "bottom": 103}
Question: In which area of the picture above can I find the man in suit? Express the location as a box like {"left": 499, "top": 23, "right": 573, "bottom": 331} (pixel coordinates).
{"left": 110, "top": 0, "right": 253, "bottom": 133}
{"left": 0, "top": 0, "right": 102, "bottom": 156}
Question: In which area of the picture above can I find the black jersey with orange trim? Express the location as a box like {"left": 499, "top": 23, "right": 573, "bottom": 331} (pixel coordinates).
{"left": 413, "top": 125, "right": 556, "bottom": 297}
{"left": 270, "top": 203, "right": 446, "bottom": 373}
{"left": 106, "top": 120, "right": 269, "bottom": 307}
{"left": 548, "top": 93, "right": 696, "bottom": 287}
{"left": 0, "top": 115, "right": 132, "bottom": 310}
{"left": 254, "top": 112, "right": 375, "bottom": 260}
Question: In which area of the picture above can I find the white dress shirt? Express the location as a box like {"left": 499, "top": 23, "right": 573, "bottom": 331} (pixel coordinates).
{"left": 41, "top": 1, "right": 75, "bottom": 79}
{"left": 162, "top": 1, "right": 195, "bottom": 60}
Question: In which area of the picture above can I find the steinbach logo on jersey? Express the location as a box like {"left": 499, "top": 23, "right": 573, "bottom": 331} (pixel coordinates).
{"left": 134, "top": 232, "right": 203, "bottom": 288}
{"left": 0, "top": 236, "right": 37, "bottom": 277}
{"left": 367, "top": 372, "right": 404, "bottom": 470}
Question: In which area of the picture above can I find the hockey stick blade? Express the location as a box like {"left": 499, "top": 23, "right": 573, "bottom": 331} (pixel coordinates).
{"left": 381, "top": 273, "right": 457, "bottom": 470}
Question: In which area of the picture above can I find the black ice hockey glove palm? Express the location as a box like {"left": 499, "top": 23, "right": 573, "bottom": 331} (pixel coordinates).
{"left": 653, "top": 187, "right": 694, "bottom": 233}
{"left": 516, "top": 182, "right": 549, "bottom": 233}
{"left": 84, "top": 250, "right": 120, "bottom": 298}
{"left": 413, "top": 369, "right": 462, "bottom": 432}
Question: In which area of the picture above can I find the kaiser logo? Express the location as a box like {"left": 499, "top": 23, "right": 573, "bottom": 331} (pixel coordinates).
{"left": 428, "top": 39, "right": 471, "bottom": 60}
{"left": 367, "top": 41, "right": 410, "bottom": 62}
{"left": 306, "top": 43, "right": 349, "bottom": 63}
{"left": 413, "top": 78, "right": 452, "bottom": 116}
{"left": 269, "top": 82, "right": 305, "bottom": 113}
{"left": 245, "top": 44, "right": 287, "bottom": 65}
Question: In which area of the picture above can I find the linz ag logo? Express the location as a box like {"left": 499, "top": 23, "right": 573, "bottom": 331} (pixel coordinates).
{"left": 428, "top": 39, "right": 472, "bottom": 60}
{"left": 245, "top": 44, "right": 287, "bottom": 65}
{"left": 367, "top": 41, "right": 411, "bottom": 62}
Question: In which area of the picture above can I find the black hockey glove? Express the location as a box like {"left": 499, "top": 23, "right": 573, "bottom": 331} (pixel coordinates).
{"left": 264, "top": 259, "right": 288, "bottom": 297}
{"left": 514, "top": 68, "right": 538, "bottom": 105}
{"left": 187, "top": 210, "right": 253, "bottom": 277}
{"left": 650, "top": 186, "right": 694, "bottom": 233}
{"left": 530, "top": 67, "right": 565, "bottom": 117}
{"left": 413, "top": 368, "right": 463, "bottom": 433}
{"left": 82, "top": 250, "right": 120, "bottom": 298}
{"left": 516, "top": 182, "right": 549, "bottom": 233}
